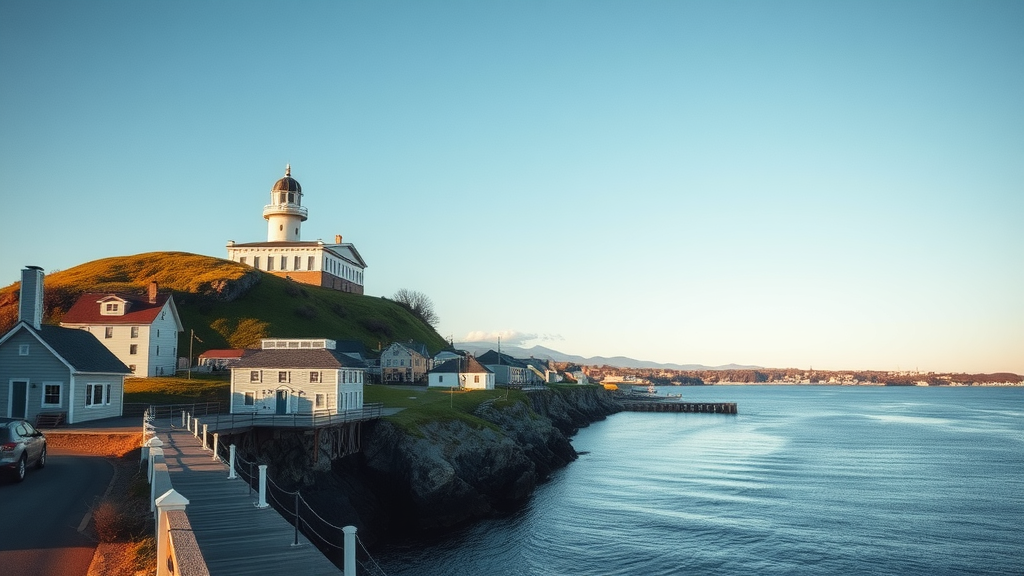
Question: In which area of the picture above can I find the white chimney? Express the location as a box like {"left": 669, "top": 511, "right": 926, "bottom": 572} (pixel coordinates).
{"left": 19, "top": 266, "right": 44, "bottom": 330}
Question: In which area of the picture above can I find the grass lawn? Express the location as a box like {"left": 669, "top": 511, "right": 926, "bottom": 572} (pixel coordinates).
{"left": 126, "top": 375, "right": 537, "bottom": 433}
{"left": 124, "top": 372, "right": 231, "bottom": 405}
{"left": 366, "top": 384, "right": 527, "bottom": 432}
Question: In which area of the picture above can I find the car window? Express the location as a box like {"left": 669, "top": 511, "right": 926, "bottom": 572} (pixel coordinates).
{"left": 14, "top": 423, "right": 28, "bottom": 437}
{"left": 22, "top": 422, "right": 37, "bottom": 436}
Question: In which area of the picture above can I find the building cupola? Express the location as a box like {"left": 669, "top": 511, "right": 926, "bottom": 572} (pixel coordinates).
{"left": 263, "top": 164, "right": 308, "bottom": 242}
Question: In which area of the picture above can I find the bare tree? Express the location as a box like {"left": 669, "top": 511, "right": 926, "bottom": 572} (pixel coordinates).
{"left": 393, "top": 288, "right": 440, "bottom": 327}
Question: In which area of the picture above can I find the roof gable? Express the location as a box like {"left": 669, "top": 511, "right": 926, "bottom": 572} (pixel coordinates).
{"left": 477, "top": 350, "right": 528, "bottom": 368}
{"left": 61, "top": 292, "right": 182, "bottom": 329}
{"left": 0, "top": 322, "right": 131, "bottom": 374}
{"left": 233, "top": 348, "right": 367, "bottom": 369}
{"left": 429, "top": 356, "right": 492, "bottom": 374}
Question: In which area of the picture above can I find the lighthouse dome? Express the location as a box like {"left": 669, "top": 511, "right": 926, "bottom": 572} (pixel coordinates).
{"left": 272, "top": 164, "right": 301, "bottom": 193}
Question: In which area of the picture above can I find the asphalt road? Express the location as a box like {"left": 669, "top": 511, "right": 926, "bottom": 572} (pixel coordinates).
{"left": 0, "top": 450, "right": 114, "bottom": 576}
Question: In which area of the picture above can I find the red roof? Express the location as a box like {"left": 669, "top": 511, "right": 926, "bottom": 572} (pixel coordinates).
{"left": 60, "top": 292, "right": 172, "bottom": 325}
{"left": 198, "top": 349, "right": 247, "bottom": 360}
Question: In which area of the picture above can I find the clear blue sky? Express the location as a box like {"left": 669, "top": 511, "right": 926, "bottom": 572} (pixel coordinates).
{"left": 2, "top": 1, "right": 1021, "bottom": 374}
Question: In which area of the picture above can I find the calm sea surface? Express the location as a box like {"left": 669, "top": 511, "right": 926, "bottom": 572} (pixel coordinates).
{"left": 374, "top": 386, "right": 1024, "bottom": 575}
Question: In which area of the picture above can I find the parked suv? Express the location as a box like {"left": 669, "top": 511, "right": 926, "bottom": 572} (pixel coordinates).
{"left": 0, "top": 418, "right": 47, "bottom": 482}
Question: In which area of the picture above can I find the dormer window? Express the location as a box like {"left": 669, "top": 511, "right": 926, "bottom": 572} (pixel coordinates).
{"left": 99, "top": 296, "right": 129, "bottom": 316}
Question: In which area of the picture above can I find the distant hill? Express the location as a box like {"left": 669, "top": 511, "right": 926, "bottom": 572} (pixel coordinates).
{"left": 454, "top": 342, "right": 759, "bottom": 371}
{"left": 0, "top": 252, "right": 448, "bottom": 357}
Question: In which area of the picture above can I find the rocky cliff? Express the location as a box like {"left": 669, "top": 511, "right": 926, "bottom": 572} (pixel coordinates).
{"left": 241, "top": 386, "right": 622, "bottom": 547}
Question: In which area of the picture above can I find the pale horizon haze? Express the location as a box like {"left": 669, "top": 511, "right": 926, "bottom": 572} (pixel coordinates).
{"left": 1, "top": 1, "right": 1021, "bottom": 374}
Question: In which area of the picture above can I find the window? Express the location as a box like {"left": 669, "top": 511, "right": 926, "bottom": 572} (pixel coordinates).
{"left": 342, "top": 371, "right": 347, "bottom": 384}
{"left": 288, "top": 192, "right": 294, "bottom": 203}
{"left": 315, "top": 393, "right": 325, "bottom": 409}
{"left": 18, "top": 344, "right": 29, "bottom": 356}
{"left": 130, "top": 344, "right": 138, "bottom": 355}
{"left": 244, "top": 392, "right": 255, "bottom": 406}
{"left": 268, "top": 257, "right": 274, "bottom": 271}
{"left": 250, "top": 371, "right": 261, "bottom": 382}
{"left": 294, "top": 256, "right": 301, "bottom": 270}
{"left": 254, "top": 256, "right": 261, "bottom": 269}
{"left": 42, "top": 383, "right": 62, "bottom": 407}
{"left": 86, "top": 383, "right": 106, "bottom": 407}
{"left": 106, "top": 384, "right": 112, "bottom": 405}
{"left": 131, "top": 326, "right": 139, "bottom": 338}
{"left": 474, "top": 375, "right": 480, "bottom": 383}
{"left": 239, "top": 256, "right": 247, "bottom": 265}
{"left": 105, "top": 303, "right": 117, "bottom": 313}
{"left": 280, "top": 256, "right": 287, "bottom": 271}
{"left": 157, "top": 329, "right": 161, "bottom": 337}
{"left": 105, "top": 327, "right": 114, "bottom": 339}
{"left": 310, "top": 371, "right": 320, "bottom": 383}
{"left": 439, "top": 375, "right": 444, "bottom": 383}
{"left": 156, "top": 346, "right": 160, "bottom": 356}
{"left": 278, "top": 371, "right": 288, "bottom": 383}
{"left": 129, "top": 365, "right": 136, "bottom": 373}
{"left": 308, "top": 256, "right": 315, "bottom": 270}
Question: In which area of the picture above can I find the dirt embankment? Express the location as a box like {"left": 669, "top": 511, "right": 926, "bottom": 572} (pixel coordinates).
{"left": 46, "top": 433, "right": 141, "bottom": 457}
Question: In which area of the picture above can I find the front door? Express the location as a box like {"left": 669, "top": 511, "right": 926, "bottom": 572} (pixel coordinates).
{"left": 275, "top": 390, "right": 288, "bottom": 415}
{"left": 10, "top": 381, "right": 28, "bottom": 418}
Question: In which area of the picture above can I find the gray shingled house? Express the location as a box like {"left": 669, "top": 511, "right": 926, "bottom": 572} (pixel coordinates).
{"left": 0, "top": 267, "right": 131, "bottom": 425}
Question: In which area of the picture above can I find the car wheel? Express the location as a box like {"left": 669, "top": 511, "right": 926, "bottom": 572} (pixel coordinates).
{"left": 36, "top": 446, "right": 46, "bottom": 469}
{"left": 15, "top": 455, "right": 26, "bottom": 482}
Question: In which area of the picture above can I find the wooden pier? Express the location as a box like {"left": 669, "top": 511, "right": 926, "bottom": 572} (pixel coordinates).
{"left": 620, "top": 401, "right": 738, "bottom": 414}
{"left": 159, "top": 428, "right": 342, "bottom": 575}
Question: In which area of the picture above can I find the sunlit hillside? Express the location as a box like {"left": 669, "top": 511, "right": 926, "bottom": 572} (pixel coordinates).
{"left": 0, "top": 252, "right": 448, "bottom": 357}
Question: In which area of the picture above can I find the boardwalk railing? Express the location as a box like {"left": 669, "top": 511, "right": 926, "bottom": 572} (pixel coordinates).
{"left": 183, "top": 403, "right": 384, "bottom": 433}
{"left": 141, "top": 410, "right": 211, "bottom": 576}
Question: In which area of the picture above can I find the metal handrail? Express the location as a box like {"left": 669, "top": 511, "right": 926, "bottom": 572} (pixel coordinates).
{"left": 194, "top": 403, "right": 383, "bottom": 432}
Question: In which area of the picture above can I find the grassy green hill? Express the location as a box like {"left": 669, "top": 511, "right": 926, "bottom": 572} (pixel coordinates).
{"left": 0, "top": 252, "right": 449, "bottom": 358}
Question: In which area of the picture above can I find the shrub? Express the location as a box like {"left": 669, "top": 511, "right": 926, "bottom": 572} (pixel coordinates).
{"left": 360, "top": 318, "right": 392, "bottom": 337}
{"left": 295, "top": 304, "right": 318, "bottom": 320}
{"left": 93, "top": 499, "right": 147, "bottom": 543}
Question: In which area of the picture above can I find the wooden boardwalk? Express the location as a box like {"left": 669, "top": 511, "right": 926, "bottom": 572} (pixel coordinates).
{"left": 158, "top": 428, "right": 342, "bottom": 576}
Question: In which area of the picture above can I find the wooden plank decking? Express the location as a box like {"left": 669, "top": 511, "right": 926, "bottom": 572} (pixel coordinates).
{"left": 158, "top": 428, "right": 341, "bottom": 576}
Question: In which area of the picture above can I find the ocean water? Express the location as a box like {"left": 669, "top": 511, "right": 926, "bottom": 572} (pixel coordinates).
{"left": 374, "top": 386, "right": 1024, "bottom": 575}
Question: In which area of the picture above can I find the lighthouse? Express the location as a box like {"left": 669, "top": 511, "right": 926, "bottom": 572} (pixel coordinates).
{"left": 263, "top": 164, "right": 308, "bottom": 242}
{"left": 226, "top": 165, "right": 368, "bottom": 294}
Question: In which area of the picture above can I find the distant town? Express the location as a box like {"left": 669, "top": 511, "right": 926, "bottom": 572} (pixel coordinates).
{"left": 578, "top": 366, "right": 1023, "bottom": 387}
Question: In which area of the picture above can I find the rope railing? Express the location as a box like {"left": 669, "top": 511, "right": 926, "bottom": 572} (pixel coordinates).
{"left": 357, "top": 534, "right": 390, "bottom": 576}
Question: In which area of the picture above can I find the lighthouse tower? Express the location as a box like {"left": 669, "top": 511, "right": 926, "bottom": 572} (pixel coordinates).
{"left": 263, "top": 164, "right": 308, "bottom": 242}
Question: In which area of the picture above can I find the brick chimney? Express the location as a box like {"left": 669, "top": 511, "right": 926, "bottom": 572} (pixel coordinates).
{"left": 149, "top": 281, "right": 158, "bottom": 304}
{"left": 335, "top": 234, "right": 342, "bottom": 244}
{"left": 19, "top": 266, "right": 44, "bottom": 330}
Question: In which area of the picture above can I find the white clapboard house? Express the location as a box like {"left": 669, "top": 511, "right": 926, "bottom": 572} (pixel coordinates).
{"left": 229, "top": 338, "right": 366, "bottom": 415}
{"left": 59, "top": 283, "right": 182, "bottom": 377}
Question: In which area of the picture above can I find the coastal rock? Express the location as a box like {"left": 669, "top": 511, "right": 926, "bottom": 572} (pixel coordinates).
{"left": 237, "top": 386, "right": 623, "bottom": 545}
{"left": 205, "top": 269, "right": 261, "bottom": 301}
